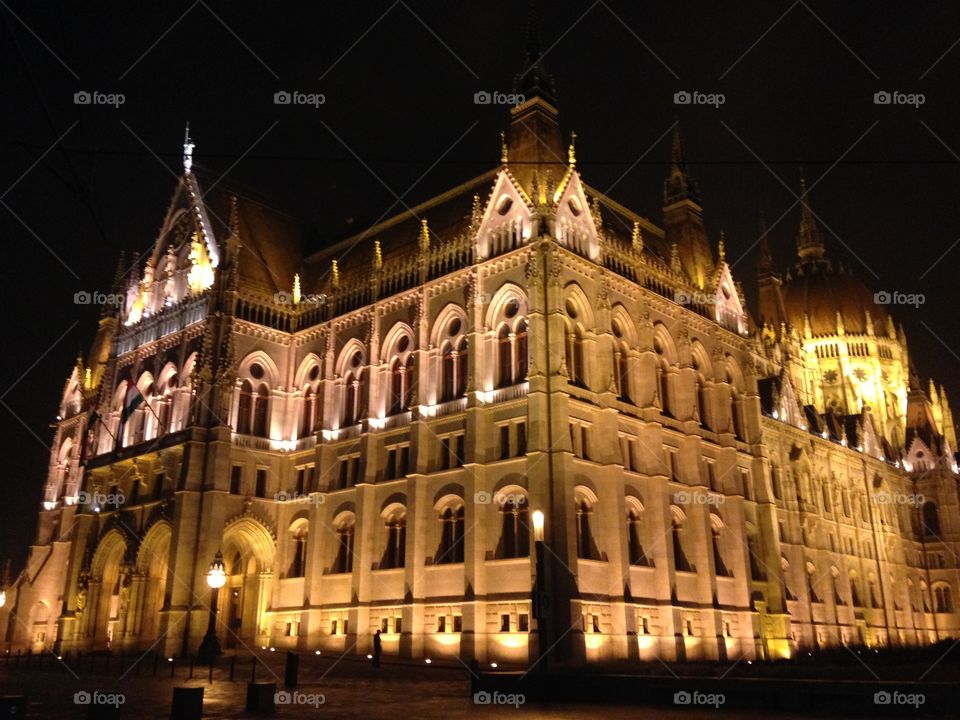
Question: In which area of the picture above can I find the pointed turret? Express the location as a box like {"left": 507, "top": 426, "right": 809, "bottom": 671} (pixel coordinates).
{"left": 506, "top": 0, "right": 565, "bottom": 193}
{"left": 796, "top": 176, "right": 826, "bottom": 263}
{"left": 662, "top": 121, "right": 714, "bottom": 288}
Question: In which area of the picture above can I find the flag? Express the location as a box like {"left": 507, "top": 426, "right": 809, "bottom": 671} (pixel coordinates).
{"left": 121, "top": 382, "right": 145, "bottom": 423}
{"left": 78, "top": 408, "right": 100, "bottom": 466}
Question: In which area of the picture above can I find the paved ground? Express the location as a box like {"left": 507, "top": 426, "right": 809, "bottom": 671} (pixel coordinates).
{"left": 0, "top": 651, "right": 822, "bottom": 719}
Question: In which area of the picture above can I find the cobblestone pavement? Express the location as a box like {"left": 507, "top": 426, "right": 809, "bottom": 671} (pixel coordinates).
{"left": 0, "top": 651, "right": 816, "bottom": 719}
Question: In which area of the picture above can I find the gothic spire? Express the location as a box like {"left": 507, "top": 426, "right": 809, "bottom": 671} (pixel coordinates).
{"left": 757, "top": 211, "right": 776, "bottom": 278}
{"left": 663, "top": 121, "right": 700, "bottom": 206}
{"left": 796, "top": 174, "right": 825, "bottom": 263}
{"left": 513, "top": 0, "right": 557, "bottom": 107}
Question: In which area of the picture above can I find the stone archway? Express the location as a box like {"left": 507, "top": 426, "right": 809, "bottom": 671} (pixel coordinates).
{"left": 220, "top": 517, "right": 276, "bottom": 649}
{"left": 88, "top": 530, "right": 128, "bottom": 650}
{"left": 133, "top": 521, "right": 172, "bottom": 649}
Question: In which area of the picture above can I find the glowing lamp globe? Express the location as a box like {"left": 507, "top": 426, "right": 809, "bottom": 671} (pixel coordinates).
{"left": 532, "top": 510, "right": 545, "bottom": 542}
{"left": 207, "top": 552, "right": 226, "bottom": 589}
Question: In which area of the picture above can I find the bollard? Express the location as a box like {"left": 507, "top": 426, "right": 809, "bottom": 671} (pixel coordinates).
{"left": 170, "top": 686, "right": 204, "bottom": 720}
{"left": 229, "top": 655, "right": 236, "bottom": 682}
{"left": 284, "top": 651, "right": 299, "bottom": 690}
{"left": 245, "top": 681, "right": 276, "bottom": 714}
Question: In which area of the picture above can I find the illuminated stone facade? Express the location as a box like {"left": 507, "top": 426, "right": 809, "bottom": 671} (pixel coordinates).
{"left": 2, "top": 68, "right": 958, "bottom": 667}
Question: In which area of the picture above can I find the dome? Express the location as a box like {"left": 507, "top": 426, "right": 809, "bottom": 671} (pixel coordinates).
{"left": 781, "top": 259, "right": 889, "bottom": 337}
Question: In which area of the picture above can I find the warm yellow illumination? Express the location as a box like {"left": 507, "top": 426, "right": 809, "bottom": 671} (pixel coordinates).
{"left": 532, "top": 510, "right": 545, "bottom": 542}
{"left": 188, "top": 233, "right": 215, "bottom": 294}
{"left": 0, "top": 590, "right": 6, "bottom": 609}
{"left": 292, "top": 274, "right": 301, "bottom": 305}
{"left": 206, "top": 552, "right": 226, "bottom": 589}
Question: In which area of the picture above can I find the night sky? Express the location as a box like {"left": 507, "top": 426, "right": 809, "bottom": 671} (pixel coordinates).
{"left": 2, "top": 1, "right": 959, "bottom": 570}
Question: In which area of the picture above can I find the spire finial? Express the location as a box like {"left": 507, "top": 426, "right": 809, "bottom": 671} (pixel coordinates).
{"left": 183, "top": 122, "right": 195, "bottom": 173}
{"left": 796, "top": 170, "right": 825, "bottom": 263}
{"left": 567, "top": 130, "right": 577, "bottom": 167}
{"left": 664, "top": 120, "right": 700, "bottom": 205}
{"left": 670, "top": 242, "right": 681, "bottom": 272}
{"left": 632, "top": 221, "right": 644, "bottom": 251}
{"left": 373, "top": 240, "right": 383, "bottom": 271}
{"left": 718, "top": 230, "right": 726, "bottom": 262}
{"left": 418, "top": 218, "right": 430, "bottom": 252}
{"left": 292, "top": 273, "right": 301, "bottom": 305}
{"left": 331, "top": 260, "right": 340, "bottom": 290}
{"left": 513, "top": 0, "right": 557, "bottom": 106}
{"left": 500, "top": 131, "right": 509, "bottom": 164}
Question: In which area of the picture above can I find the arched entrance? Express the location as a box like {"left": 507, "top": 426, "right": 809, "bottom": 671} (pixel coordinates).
{"left": 220, "top": 517, "right": 275, "bottom": 649}
{"left": 134, "top": 521, "right": 172, "bottom": 648}
{"left": 88, "top": 530, "right": 128, "bottom": 650}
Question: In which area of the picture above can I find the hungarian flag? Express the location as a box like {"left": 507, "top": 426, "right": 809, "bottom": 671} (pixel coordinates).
{"left": 78, "top": 408, "right": 100, "bottom": 466}
{"left": 121, "top": 382, "right": 145, "bottom": 423}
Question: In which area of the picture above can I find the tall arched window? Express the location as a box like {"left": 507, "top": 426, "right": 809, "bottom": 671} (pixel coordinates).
{"left": 343, "top": 371, "right": 363, "bottom": 426}
{"left": 711, "top": 517, "right": 730, "bottom": 576}
{"left": 496, "top": 494, "right": 530, "bottom": 559}
{"left": 626, "top": 504, "right": 650, "bottom": 566}
{"left": 441, "top": 344, "right": 456, "bottom": 402}
{"left": 301, "top": 388, "right": 317, "bottom": 437}
{"left": 389, "top": 359, "right": 404, "bottom": 415}
{"left": 566, "top": 325, "right": 586, "bottom": 387}
{"left": 922, "top": 501, "right": 941, "bottom": 537}
{"left": 381, "top": 507, "right": 407, "bottom": 569}
{"left": 497, "top": 326, "right": 512, "bottom": 388}
{"left": 436, "top": 503, "right": 465, "bottom": 564}
{"left": 288, "top": 521, "right": 308, "bottom": 578}
{"left": 576, "top": 499, "right": 599, "bottom": 560}
{"left": 515, "top": 320, "right": 528, "bottom": 381}
{"left": 236, "top": 380, "right": 253, "bottom": 434}
{"left": 672, "top": 514, "right": 693, "bottom": 572}
{"left": 252, "top": 384, "right": 269, "bottom": 437}
{"left": 615, "top": 343, "right": 631, "bottom": 401}
{"left": 332, "top": 515, "right": 355, "bottom": 574}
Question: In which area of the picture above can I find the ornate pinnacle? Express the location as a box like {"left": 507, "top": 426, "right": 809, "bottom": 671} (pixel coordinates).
{"left": 632, "top": 221, "right": 643, "bottom": 251}
{"left": 500, "top": 131, "right": 509, "bottom": 164}
{"left": 183, "top": 122, "right": 195, "bottom": 173}
{"left": 292, "top": 273, "right": 301, "bottom": 305}
{"left": 670, "top": 242, "right": 681, "bottom": 272}
{"left": 568, "top": 130, "right": 577, "bottom": 167}
{"left": 718, "top": 230, "right": 726, "bottom": 262}
{"left": 373, "top": 240, "right": 383, "bottom": 272}
{"left": 418, "top": 218, "right": 430, "bottom": 253}
{"left": 331, "top": 260, "right": 340, "bottom": 291}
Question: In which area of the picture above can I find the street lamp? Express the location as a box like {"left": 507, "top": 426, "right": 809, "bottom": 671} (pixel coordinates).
{"left": 531, "top": 509, "right": 549, "bottom": 679}
{"left": 531, "top": 510, "right": 545, "bottom": 542}
{"left": 197, "top": 551, "right": 225, "bottom": 664}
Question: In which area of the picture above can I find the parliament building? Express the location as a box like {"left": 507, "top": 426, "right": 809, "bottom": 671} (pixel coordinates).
{"left": 2, "top": 39, "right": 958, "bottom": 667}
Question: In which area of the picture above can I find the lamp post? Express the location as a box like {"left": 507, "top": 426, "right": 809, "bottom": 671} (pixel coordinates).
{"left": 197, "top": 551, "right": 225, "bottom": 664}
{"left": 531, "top": 510, "right": 549, "bottom": 678}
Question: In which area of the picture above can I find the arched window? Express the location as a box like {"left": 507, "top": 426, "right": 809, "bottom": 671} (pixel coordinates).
{"left": 301, "top": 387, "right": 317, "bottom": 438}
{"left": 747, "top": 534, "right": 766, "bottom": 580}
{"left": 497, "top": 326, "right": 512, "bottom": 388}
{"left": 288, "top": 522, "right": 308, "bottom": 578}
{"left": 332, "top": 515, "right": 355, "bottom": 574}
{"left": 343, "top": 371, "right": 363, "bottom": 426}
{"left": 515, "top": 320, "right": 528, "bottom": 381}
{"left": 456, "top": 338, "right": 468, "bottom": 397}
{"left": 711, "top": 517, "right": 730, "bottom": 576}
{"left": 576, "top": 499, "right": 599, "bottom": 560}
{"left": 654, "top": 338, "right": 672, "bottom": 416}
{"left": 252, "top": 384, "right": 269, "bottom": 437}
{"left": 436, "top": 503, "right": 465, "bottom": 564}
{"left": 496, "top": 494, "right": 530, "bottom": 559}
{"left": 381, "top": 507, "right": 407, "bottom": 569}
{"left": 236, "top": 380, "right": 253, "bottom": 435}
{"left": 389, "top": 359, "right": 404, "bottom": 415}
{"left": 441, "top": 344, "right": 455, "bottom": 402}
{"left": 922, "top": 501, "right": 940, "bottom": 537}
{"left": 671, "top": 509, "right": 693, "bottom": 572}
{"left": 566, "top": 325, "right": 586, "bottom": 387}
{"left": 696, "top": 378, "right": 709, "bottom": 428}
{"left": 615, "top": 343, "right": 631, "bottom": 401}
{"left": 934, "top": 585, "right": 954, "bottom": 613}
{"left": 626, "top": 505, "right": 650, "bottom": 566}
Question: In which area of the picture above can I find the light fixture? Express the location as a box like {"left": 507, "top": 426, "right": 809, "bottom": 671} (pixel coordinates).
{"left": 490, "top": 662, "right": 498, "bottom": 668}
{"left": 0, "top": 590, "right": 6, "bottom": 609}
{"left": 532, "top": 510, "right": 545, "bottom": 542}
{"left": 425, "top": 658, "right": 432, "bottom": 664}
{"left": 206, "top": 552, "right": 226, "bottom": 589}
